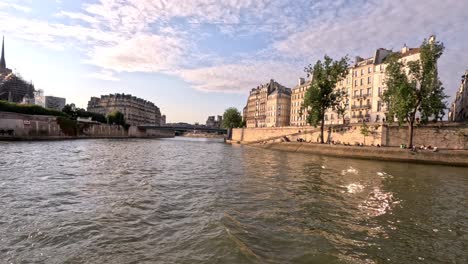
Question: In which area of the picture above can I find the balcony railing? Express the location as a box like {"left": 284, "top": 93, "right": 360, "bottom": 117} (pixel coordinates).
{"left": 351, "top": 114, "right": 371, "bottom": 119}
{"left": 351, "top": 104, "right": 371, "bottom": 110}
{"left": 352, "top": 93, "right": 372, "bottom": 99}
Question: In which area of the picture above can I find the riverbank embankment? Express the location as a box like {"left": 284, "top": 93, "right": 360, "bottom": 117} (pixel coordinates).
{"left": 227, "top": 124, "right": 468, "bottom": 166}
{"left": 181, "top": 132, "right": 225, "bottom": 139}
{"left": 229, "top": 141, "right": 468, "bottom": 167}
{"left": 0, "top": 111, "right": 174, "bottom": 140}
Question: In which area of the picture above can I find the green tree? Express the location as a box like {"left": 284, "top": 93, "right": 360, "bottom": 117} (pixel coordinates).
{"left": 303, "top": 55, "right": 349, "bottom": 143}
{"left": 381, "top": 37, "right": 447, "bottom": 147}
{"left": 222, "top": 107, "right": 243, "bottom": 129}
{"left": 62, "top": 103, "right": 106, "bottom": 123}
{"left": 360, "top": 122, "right": 370, "bottom": 145}
{"left": 107, "top": 111, "right": 126, "bottom": 126}
{"left": 335, "top": 99, "right": 348, "bottom": 125}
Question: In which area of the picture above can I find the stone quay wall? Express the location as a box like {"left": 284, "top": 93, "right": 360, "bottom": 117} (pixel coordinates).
{"left": 384, "top": 123, "right": 468, "bottom": 150}
{"left": 128, "top": 126, "right": 174, "bottom": 138}
{"left": 0, "top": 111, "right": 173, "bottom": 140}
{"left": 255, "top": 143, "right": 468, "bottom": 167}
{"left": 0, "top": 111, "right": 63, "bottom": 137}
{"left": 231, "top": 122, "right": 468, "bottom": 150}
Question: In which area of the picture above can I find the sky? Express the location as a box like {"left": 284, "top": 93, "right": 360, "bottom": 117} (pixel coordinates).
{"left": 0, "top": 0, "right": 467, "bottom": 123}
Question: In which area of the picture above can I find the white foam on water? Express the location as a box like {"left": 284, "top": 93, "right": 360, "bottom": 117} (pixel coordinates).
{"left": 344, "top": 183, "right": 364, "bottom": 194}
{"left": 341, "top": 167, "right": 358, "bottom": 175}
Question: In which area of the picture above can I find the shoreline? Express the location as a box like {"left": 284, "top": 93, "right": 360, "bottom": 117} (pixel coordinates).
{"left": 0, "top": 135, "right": 172, "bottom": 141}
{"left": 228, "top": 141, "right": 468, "bottom": 167}
{"left": 180, "top": 133, "right": 225, "bottom": 139}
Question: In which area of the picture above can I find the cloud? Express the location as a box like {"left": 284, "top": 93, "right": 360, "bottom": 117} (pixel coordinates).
{"left": 86, "top": 33, "right": 188, "bottom": 73}
{"left": 0, "top": 2, "right": 31, "bottom": 13}
{"left": 177, "top": 60, "right": 301, "bottom": 93}
{"left": 0, "top": 0, "right": 467, "bottom": 100}
{"left": 56, "top": 11, "right": 99, "bottom": 25}
{"left": 88, "top": 70, "right": 120, "bottom": 81}
{"left": 272, "top": 0, "right": 468, "bottom": 98}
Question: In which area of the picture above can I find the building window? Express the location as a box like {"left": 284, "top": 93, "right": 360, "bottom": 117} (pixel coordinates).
{"left": 368, "top": 67, "right": 371, "bottom": 73}
{"left": 367, "top": 88, "right": 371, "bottom": 95}
{"left": 360, "top": 79, "right": 363, "bottom": 85}
{"left": 367, "top": 76, "right": 371, "bottom": 84}
{"left": 377, "top": 101, "right": 382, "bottom": 112}
{"left": 361, "top": 69, "right": 364, "bottom": 75}
{"left": 354, "top": 80, "right": 357, "bottom": 86}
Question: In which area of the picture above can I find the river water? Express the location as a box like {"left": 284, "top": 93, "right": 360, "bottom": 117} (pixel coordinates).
{"left": 0, "top": 138, "right": 467, "bottom": 264}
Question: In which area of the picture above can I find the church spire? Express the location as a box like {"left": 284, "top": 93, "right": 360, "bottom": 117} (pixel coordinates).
{"left": 0, "top": 36, "right": 6, "bottom": 70}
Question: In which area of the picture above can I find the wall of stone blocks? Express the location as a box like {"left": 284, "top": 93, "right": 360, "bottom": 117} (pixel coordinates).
{"left": 232, "top": 123, "right": 468, "bottom": 149}
{"left": 231, "top": 127, "right": 317, "bottom": 143}
{"left": 385, "top": 123, "right": 468, "bottom": 149}
{"left": 0, "top": 112, "right": 62, "bottom": 137}
{"left": 0, "top": 111, "right": 127, "bottom": 139}
{"left": 232, "top": 124, "right": 383, "bottom": 145}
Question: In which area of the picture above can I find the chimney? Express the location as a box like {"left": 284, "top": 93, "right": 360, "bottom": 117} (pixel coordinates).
{"left": 401, "top": 43, "right": 409, "bottom": 54}
{"left": 298, "top": 77, "right": 305, "bottom": 86}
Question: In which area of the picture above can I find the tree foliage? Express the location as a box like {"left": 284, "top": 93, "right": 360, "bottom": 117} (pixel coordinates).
{"left": 0, "top": 100, "right": 67, "bottom": 117}
{"left": 381, "top": 37, "right": 447, "bottom": 147}
{"left": 222, "top": 107, "right": 243, "bottom": 129}
{"left": 107, "top": 111, "right": 127, "bottom": 127}
{"left": 360, "top": 122, "right": 370, "bottom": 145}
{"left": 62, "top": 103, "right": 107, "bottom": 123}
{"left": 303, "top": 55, "right": 349, "bottom": 143}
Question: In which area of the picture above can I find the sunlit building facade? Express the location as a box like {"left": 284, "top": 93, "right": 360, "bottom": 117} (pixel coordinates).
{"left": 87, "top": 93, "right": 162, "bottom": 126}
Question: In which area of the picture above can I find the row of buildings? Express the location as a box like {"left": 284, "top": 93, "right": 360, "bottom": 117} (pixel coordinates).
{"left": 206, "top": 115, "right": 223, "bottom": 128}
{"left": 0, "top": 37, "right": 66, "bottom": 111}
{"left": 448, "top": 71, "right": 468, "bottom": 122}
{"left": 243, "top": 35, "right": 468, "bottom": 128}
{"left": 0, "top": 37, "right": 165, "bottom": 126}
{"left": 87, "top": 94, "right": 163, "bottom": 126}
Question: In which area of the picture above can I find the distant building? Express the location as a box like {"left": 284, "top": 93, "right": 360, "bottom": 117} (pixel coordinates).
{"left": 45, "top": 96, "right": 66, "bottom": 111}
{"left": 161, "top": 115, "right": 166, "bottom": 126}
{"left": 449, "top": 70, "right": 468, "bottom": 122}
{"left": 290, "top": 78, "right": 312, "bottom": 126}
{"left": 206, "top": 115, "right": 223, "bottom": 128}
{"left": 34, "top": 89, "right": 45, "bottom": 107}
{"left": 244, "top": 79, "right": 291, "bottom": 128}
{"left": 0, "top": 36, "right": 12, "bottom": 81}
{"left": 0, "top": 37, "right": 36, "bottom": 103}
{"left": 265, "top": 86, "right": 291, "bottom": 127}
{"left": 87, "top": 93, "right": 161, "bottom": 126}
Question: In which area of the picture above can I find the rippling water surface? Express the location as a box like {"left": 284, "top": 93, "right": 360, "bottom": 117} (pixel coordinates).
{"left": 1, "top": 138, "right": 467, "bottom": 263}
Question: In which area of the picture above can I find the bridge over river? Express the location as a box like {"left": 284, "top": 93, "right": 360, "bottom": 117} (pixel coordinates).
{"left": 137, "top": 125, "right": 227, "bottom": 136}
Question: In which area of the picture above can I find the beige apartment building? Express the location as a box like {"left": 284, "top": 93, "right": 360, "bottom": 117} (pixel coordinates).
{"left": 244, "top": 79, "right": 291, "bottom": 128}
{"left": 290, "top": 78, "right": 312, "bottom": 126}
{"left": 244, "top": 36, "right": 432, "bottom": 128}
{"left": 449, "top": 70, "right": 468, "bottom": 122}
{"left": 293, "top": 41, "right": 423, "bottom": 126}
{"left": 87, "top": 93, "right": 162, "bottom": 126}
{"left": 265, "top": 86, "right": 291, "bottom": 127}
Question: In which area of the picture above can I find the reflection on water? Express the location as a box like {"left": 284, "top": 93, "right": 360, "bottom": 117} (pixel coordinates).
{"left": 0, "top": 138, "right": 467, "bottom": 263}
